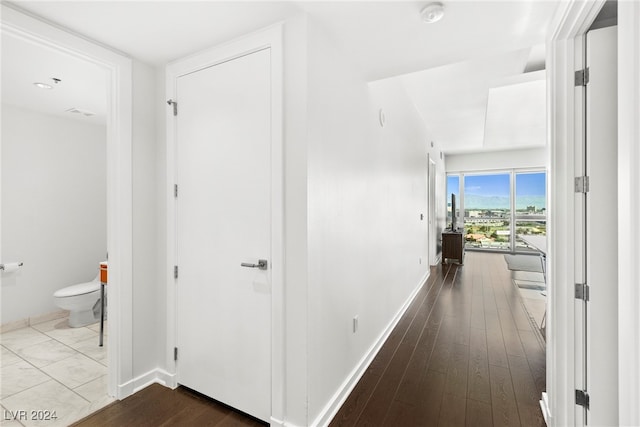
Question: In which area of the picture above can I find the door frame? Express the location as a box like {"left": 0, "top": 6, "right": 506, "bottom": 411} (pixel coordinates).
{"left": 616, "top": 4, "right": 640, "bottom": 424}
{"left": 428, "top": 155, "right": 437, "bottom": 265}
{"left": 1, "top": 4, "right": 134, "bottom": 399}
{"left": 165, "top": 24, "right": 284, "bottom": 425}
{"left": 547, "top": 1, "right": 640, "bottom": 425}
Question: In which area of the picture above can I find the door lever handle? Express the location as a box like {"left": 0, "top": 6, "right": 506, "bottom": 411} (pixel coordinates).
{"left": 241, "top": 259, "right": 268, "bottom": 270}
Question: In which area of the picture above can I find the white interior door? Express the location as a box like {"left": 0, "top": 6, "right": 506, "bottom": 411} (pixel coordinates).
{"left": 428, "top": 156, "right": 437, "bottom": 265}
{"left": 584, "top": 25, "right": 618, "bottom": 425}
{"left": 175, "top": 48, "right": 271, "bottom": 422}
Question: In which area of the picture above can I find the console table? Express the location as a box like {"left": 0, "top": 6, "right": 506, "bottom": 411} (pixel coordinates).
{"left": 442, "top": 230, "right": 464, "bottom": 265}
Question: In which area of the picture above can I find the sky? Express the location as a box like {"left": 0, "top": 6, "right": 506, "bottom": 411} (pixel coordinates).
{"left": 515, "top": 172, "right": 546, "bottom": 196}
{"left": 448, "top": 173, "right": 546, "bottom": 197}
{"left": 465, "top": 174, "right": 510, "bottom": 197}
{"left": 447, "top": 172, "right": 546, "bottom": 209}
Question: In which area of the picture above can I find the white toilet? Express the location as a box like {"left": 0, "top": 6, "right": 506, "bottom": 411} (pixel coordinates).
{"left": 53, "top": 273, "right": 104, "bottom": 327}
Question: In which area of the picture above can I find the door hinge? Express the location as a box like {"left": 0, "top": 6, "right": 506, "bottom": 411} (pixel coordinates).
{"left": 575, "top": 176, "right": 590, "bottom": 193}
{"left": 575, "top": 68, "right": 590, "bottom": 86}
{"left": 174, "top": 184, "right": 178, "bottom": 198}
{"left": 174, "top": 347, "right": 178, "bottom": 361}
{"left": 174, "top": 265, "right": 179, "bottom": 279}
{"left": 167, "top": 99, "right": 178, "bottom": 116}
{"left": 576, "top": 389, "right": 590, "bottom": 409}
{"left": 575, "top": 283, "right": 590, "bottom": 301}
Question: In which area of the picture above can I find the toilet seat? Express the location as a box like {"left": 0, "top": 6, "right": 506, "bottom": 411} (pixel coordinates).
{"left": 54, "top": 281, "right": 100, "bottom": 298}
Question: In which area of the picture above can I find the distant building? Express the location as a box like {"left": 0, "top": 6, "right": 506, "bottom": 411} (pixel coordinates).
{"left": 466, "top": 233, "right": 486, "bottom": 241}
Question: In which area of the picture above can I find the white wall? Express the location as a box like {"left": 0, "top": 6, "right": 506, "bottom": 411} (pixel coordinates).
{"left": 445, "top": 147, "right": 547, "bottom": 172}
{"left": 130, "top": 60, "right": 161, "bottom": 379}
{"left": 305, "top": 19, "right": 446, "bottom": 424}
{"left": 1, "top": 105, "right": 106, "bottom": 324}
{"left": 282, "top": 14, "right": 310, "bottom": 426}
{"left": 141, "top": 13, "right": 447, "bottom": 425}
{"left": 617, "top": 2, "right": 640, "bottom": 424}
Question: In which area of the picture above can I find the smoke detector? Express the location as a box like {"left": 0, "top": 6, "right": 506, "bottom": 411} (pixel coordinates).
{"left": 421, "top": 3, "right": 445, "bottom": 23}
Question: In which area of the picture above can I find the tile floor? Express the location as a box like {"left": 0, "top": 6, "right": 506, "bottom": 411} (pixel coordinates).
{"left": 0, "top": 318, "right": 113, "bottom": 426}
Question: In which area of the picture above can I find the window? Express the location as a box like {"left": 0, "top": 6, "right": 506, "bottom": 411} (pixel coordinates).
{"left": 514, "top": 172, "right": 546, "bottom": 252}
{"left": 463, "top": 173, "right": 511, "bottom": 251}
{"left": 447, "top": 170, "right": 546, "bottom": 252}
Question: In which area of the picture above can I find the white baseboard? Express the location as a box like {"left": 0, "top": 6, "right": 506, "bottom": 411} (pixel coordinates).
{"left": 540, "top": 392, "right": 550, "bottom": 425}
{"left": 116, "top": 368, "right": 177, "bottom": 399}
{"left": 30, "top": 309, "right": 69, "bottom": 326}
{"left": 0, "top": 318, "right": 28, "bottom": 334}
{"left": 310, "top": 271, "right": 430, "bottom": 427}
{"left": 110, "top": 271, "right": 430, "bottom": 426}
{"left": 1, "top": 309, "right": 68, "bottom": 333}
{"left": 270, "top": 416, "right": 304, "bottom": 427}
{"left": 158, "top": 369, "right": 177, "bottom": 389}
{"left": 269, "top": 417, "right": 285, "bottom": 427}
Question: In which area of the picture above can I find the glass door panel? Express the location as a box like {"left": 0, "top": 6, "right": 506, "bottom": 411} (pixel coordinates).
{"left": 515, "top": 172, "right": 547, "bottom": 253}
{"left": 463, "top": 173, "right": 511, "bottom": 250}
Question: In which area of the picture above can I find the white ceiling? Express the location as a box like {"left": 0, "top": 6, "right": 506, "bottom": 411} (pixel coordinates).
{"left": 400, "top": 47, "right": 547, "bottom": 153}
{"left": 2, "top": 33, "right": 107, "bottom": 125}
{"left": 483, "top": 70, "right": 546, "bottom": 151}
{"left": 6, "top": 1, "right": 305, "bottom": 65}
{"left": 2, "top": 0, "right": 560, "bottom": 151}
{"left": 297, "top": 1, "right": 557, "bottom": 81}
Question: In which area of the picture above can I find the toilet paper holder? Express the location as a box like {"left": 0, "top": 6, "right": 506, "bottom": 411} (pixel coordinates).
{"left": 0, "top": 262, "right": 23, "bottom": 271}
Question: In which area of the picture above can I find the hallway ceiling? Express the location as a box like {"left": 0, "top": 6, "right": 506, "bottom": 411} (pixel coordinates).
{"left": 296, "top": 1, "right": 556, "bottom": 81}
{"left": 400, "top": 48, "right": 547, "bottom": 153}
{"left": 2, "top": 0, "right": 559, "bottom": 152}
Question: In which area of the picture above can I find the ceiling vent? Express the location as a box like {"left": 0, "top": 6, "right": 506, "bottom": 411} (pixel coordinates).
{"left": 66, "top": 107, "right": 95, "bottom": 117}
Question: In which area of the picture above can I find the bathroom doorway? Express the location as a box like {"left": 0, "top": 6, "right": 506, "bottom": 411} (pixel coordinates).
{"left": 1, "top": 30, "right": 112, "bottom": 422}
{"left": 0, "top": 3, "right": 133, "bottom": 422}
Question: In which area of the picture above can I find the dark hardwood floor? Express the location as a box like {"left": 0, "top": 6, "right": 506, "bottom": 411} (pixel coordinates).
{"left": 72, "top": 384, "right": 267, "bottom": 427}
{"left": 330, "top": 252, "right": 545, "bottom": 427}
{"left": 73, "top": 252, "right": 545, "bottom": 427}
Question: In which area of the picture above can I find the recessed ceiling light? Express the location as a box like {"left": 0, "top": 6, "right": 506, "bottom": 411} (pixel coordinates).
{"left": 421, "top": 2, "right": 445, "bottom": 24}
{"left": 33, "top": 82, "right": 53, "bottom": 90}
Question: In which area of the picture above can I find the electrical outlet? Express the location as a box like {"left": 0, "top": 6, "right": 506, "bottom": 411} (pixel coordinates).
{"left": 353, "top": 315, "right": 359, "bottom": 333}
{"left": 419, "top": 257, "right": 422, "bottom": 264}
